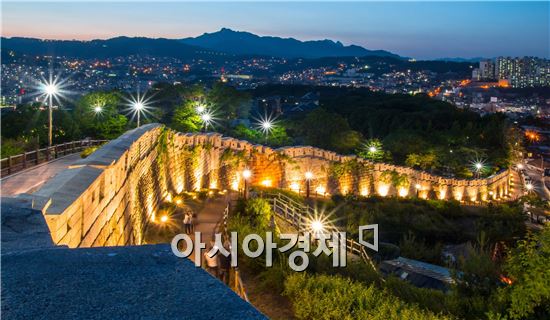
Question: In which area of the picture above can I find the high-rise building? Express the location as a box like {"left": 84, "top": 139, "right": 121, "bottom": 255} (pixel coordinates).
{"left": 479, "top": 60, "right": 496, "bottom": 80}
{"left": 496, "top": 57, "right": 550, "bottom": 88}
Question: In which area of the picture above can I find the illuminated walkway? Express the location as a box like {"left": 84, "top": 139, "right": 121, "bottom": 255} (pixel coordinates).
{"left": 0, "top": 154, "right": 81, "bottom": 197}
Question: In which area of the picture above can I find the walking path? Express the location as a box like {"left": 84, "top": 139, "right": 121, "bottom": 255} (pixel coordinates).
{"left": 0, "top": 154, "right": 82, "bottom": 197}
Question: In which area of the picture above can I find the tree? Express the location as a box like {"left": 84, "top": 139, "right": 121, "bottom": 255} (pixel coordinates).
{"left": 357, "top": 139, "right": 389, "bottom": 162}
{"left": 405, "top": 152, "right": 439, "bottom": 171}
{"left": 497, "top": 226, "right": 550, "bottom": 319}
{"left": 73, "top": 92, "right": 127, "bottom": 139}
{"left": 171, "top": 101, "right": 202, "bottom": 133}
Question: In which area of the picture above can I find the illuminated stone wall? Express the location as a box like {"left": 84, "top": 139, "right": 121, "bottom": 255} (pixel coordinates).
{"left": 32, "top": 125, "right": 513, "bottom": 248}
{"left": 34, "top": 124, "right": 166, "bottom": 248}
{"left": 173, "top": 132, "right": 512, "bottom": 203}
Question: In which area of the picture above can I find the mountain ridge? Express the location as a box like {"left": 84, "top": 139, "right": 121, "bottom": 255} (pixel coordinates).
{"left": 180, "top": 28, "right": 401, "bottom": 59}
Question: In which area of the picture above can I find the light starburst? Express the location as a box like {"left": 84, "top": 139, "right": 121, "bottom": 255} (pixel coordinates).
{"left": 122, "top": 90, "right": 156, "bottom": 127}
{"left": 254, "top": 114, "right": 278, "bottom": 136}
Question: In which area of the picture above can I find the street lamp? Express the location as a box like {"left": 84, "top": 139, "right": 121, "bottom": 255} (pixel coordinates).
{"left": 415, "top": 183, "right": 421, "bottom": 197}
{"left": 201, "top": 112, "right": 212, "bottom": 131}
{"left": 305, "top": 171, "right": 313, "bottom": 198}
{"left": 196, "top": 104, "right": 206, "bottom": 114}
{"left": 133, "top": 102, "right": 144, "bottom": 127}
{"left": 526, "top": 183, "right": 534, "bottom": 193}
{"left": 243, "top": 169, "right": 252, "bottom": 200}
{"left": 473, "top": 162, "right": 484, "bottom": 178}
{"left": 310, "top": 219, "right": 325, "bottom": 234}
{"left": 42, "top": 81, "right": 59, "bottom": 147}
{"left": 93, "top": 105, "right": 103, "bottom": 114}
{"left": 369, "top": 146, "right": 377, "bottom": 153}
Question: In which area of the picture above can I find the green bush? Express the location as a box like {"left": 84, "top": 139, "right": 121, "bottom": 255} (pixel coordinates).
{"left": 284, "top": 273, "right": 453, "bottom": 320}
{"left": 80, "top": 145, "right": 100, "bottom": 158}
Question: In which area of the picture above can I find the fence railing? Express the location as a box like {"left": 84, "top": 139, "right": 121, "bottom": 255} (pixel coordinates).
{"left": 266, "top": 192, "right": 378, "bottom": 270}
{"left": 0, "top": 140, "right": 107, "bottom": 178}
{"left": 214, "top": 201, "right": 249, "bottom": 303}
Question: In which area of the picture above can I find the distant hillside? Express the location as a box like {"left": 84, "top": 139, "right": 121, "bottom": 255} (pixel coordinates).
{"left": 1, "top": 37, "right": 222, "bottom": 59}
{"left": 181, "top": 28, "right": 401, "bottom": 59}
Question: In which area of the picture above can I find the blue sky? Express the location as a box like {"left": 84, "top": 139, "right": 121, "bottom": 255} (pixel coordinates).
{"left": 2, "top": 1, "right": 549, "bottom": 59}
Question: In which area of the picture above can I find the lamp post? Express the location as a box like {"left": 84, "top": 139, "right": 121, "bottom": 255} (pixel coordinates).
{"left": 43, "top": 83, "right": 58, "bottom": 147}
{"left": 305, "top": 171, "right": 313, "bottom": 198}
{"left": 133, "top": 102, "right": 144, "bottom": 127}
{"left": 201, "top": 113, "right": 212, "bottom": 132}
{"left": 243, "top": 169, "right": 252, "bottom": 200}
{"left": 415, "top": 183, "right": 421, "bottom": 198}
{"left": 474, "top": 162, "right": 483, "bottom": 178}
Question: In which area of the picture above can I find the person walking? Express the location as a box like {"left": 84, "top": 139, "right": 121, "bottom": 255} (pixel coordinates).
{"left": 183, "top": 211, "right": 191, "bottom": 234}
{"left": 203, "top": 247, "right": 219, "bottom": 278}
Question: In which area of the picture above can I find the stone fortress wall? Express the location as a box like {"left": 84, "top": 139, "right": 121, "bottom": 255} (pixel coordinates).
{"left": 32, "top": 124, "right": 512, "bottom": 248}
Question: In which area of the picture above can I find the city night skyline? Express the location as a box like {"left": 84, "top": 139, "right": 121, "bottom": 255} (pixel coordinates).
{"left": 2, "top": 1, "right": 549, "bottom": 59}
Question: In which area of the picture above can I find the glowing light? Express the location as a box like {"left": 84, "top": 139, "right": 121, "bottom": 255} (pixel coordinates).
{"left": 517, "top": 164, "right": 524, "bottom": 170}
{"left": 242, "top": 169, "right": 252, "bottom": 180}
{"left": 369, "top": 146, "right": 377, "bottom": 153}
{"left": 310, "top": 220, "right": 325, "bottom": 233}
{"left": 196, "top": 105, "right": 206, "bottom": 114}
{"left": 255, "top": 114, "right": 278, "bottom": 136}
{"left": 261, "top": 179, "right": 272, "bottom": 187}
{"left": 201, "top": 113, "right": 211, "bottom": 122}
{"left": 44, "top": 83, "right": 58, "bottom": 96}
{"left": 360, "top": 188, "right": 369, "bottom": 197}
{"left": 160, "top": 215, "right": 168, "bottom": 223}
{"left": 415, "top": 184, "right": 422, "bottom": 190}
{"left": 176, "top": 199, "right": 182, "bottom": 205}
{"left": 94, "top": 106, "right": 103, "bottom": 113}
{"left": 526, "top": 183, "right": 534, "bottom": 191}
{"left": 290, "top": 182, "right": 300, "bottom": 192}
{"left": 439, "top": 190, "right": 446, "bottom": 200}
{"left": 305, "top": 171, "right": 313, "bottom": 180}
{"left": 315, "top": 186, "right": 326, "bottom": 195}
{"left": 398, "top": 188, "right": 408, "bottom": 197}
{"left": 378, "top": 184, "right": 389, "bottom": 197}
{"left": 454, "top": 192, "right": 463, "bottom": 201}
{"left": 165, "top": 194, "right": 172, "bottom": 203}
{"left": 123, "top": 90, "right": 155, "bottom": 128}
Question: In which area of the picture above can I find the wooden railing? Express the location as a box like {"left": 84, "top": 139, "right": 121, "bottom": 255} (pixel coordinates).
{"left": 214, "top": 201, "right": 249, "bottom": 302}
{"left": 0, "top": 140, "right": 107, "bottom": 178}
{"left": 266, "top": 192, "right": 378, "bottom": 270}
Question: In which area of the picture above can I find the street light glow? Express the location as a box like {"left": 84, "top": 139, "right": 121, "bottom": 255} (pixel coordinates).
{"left": 255, "top": 114, "right": 278, "bottom": 136}
{"left": 369, "top": 146, "right": 377, "bottom": 153}
{"left": 123, "top": 90, "right": 154, "bottom": 128}
{"left": 94, "top": 106, "right": 103, "bottom": 113}
{"left": 526, "top": 183, "right": 534, "bottom": 191}
{"left": 475, "top": 162, "right": 483, "bottom": 170}
{"left": 44, "top": 83, "right": 58, "bottom": 96}
{"left": 160, "top": 215, "right": 168, "bottom": 223}
{"left": 196, "top": 105, "right": 206, "bottom": 114}
{"left": 415, "top": 184, "right": 421, "bottom": 190}
{"left": 310, "top": 220, "right": 324, "bottom": 233}
{"left": 243, "top": 169, "right": 252, "bottom": 180}
{"left": 305, "top": 171, "right": 313, "bottom": 180}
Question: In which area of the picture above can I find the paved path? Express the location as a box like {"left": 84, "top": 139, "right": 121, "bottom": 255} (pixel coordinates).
{"left": 0, "top": 154, "right": 82, "bottom": 197}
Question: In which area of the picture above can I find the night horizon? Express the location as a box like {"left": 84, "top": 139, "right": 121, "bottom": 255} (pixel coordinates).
{"left": 1, "top": 2, "right": 549, "bottom": 320}
{"left": 2, "top": 1, "right": 549, "bottom": 59}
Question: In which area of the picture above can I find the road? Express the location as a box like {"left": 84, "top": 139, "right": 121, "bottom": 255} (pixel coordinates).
{"left": 523, "top": 161, "right": 550, "bottom": 201}
{"left": 0, "top": 154, "right": 82, "bottom": 197}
